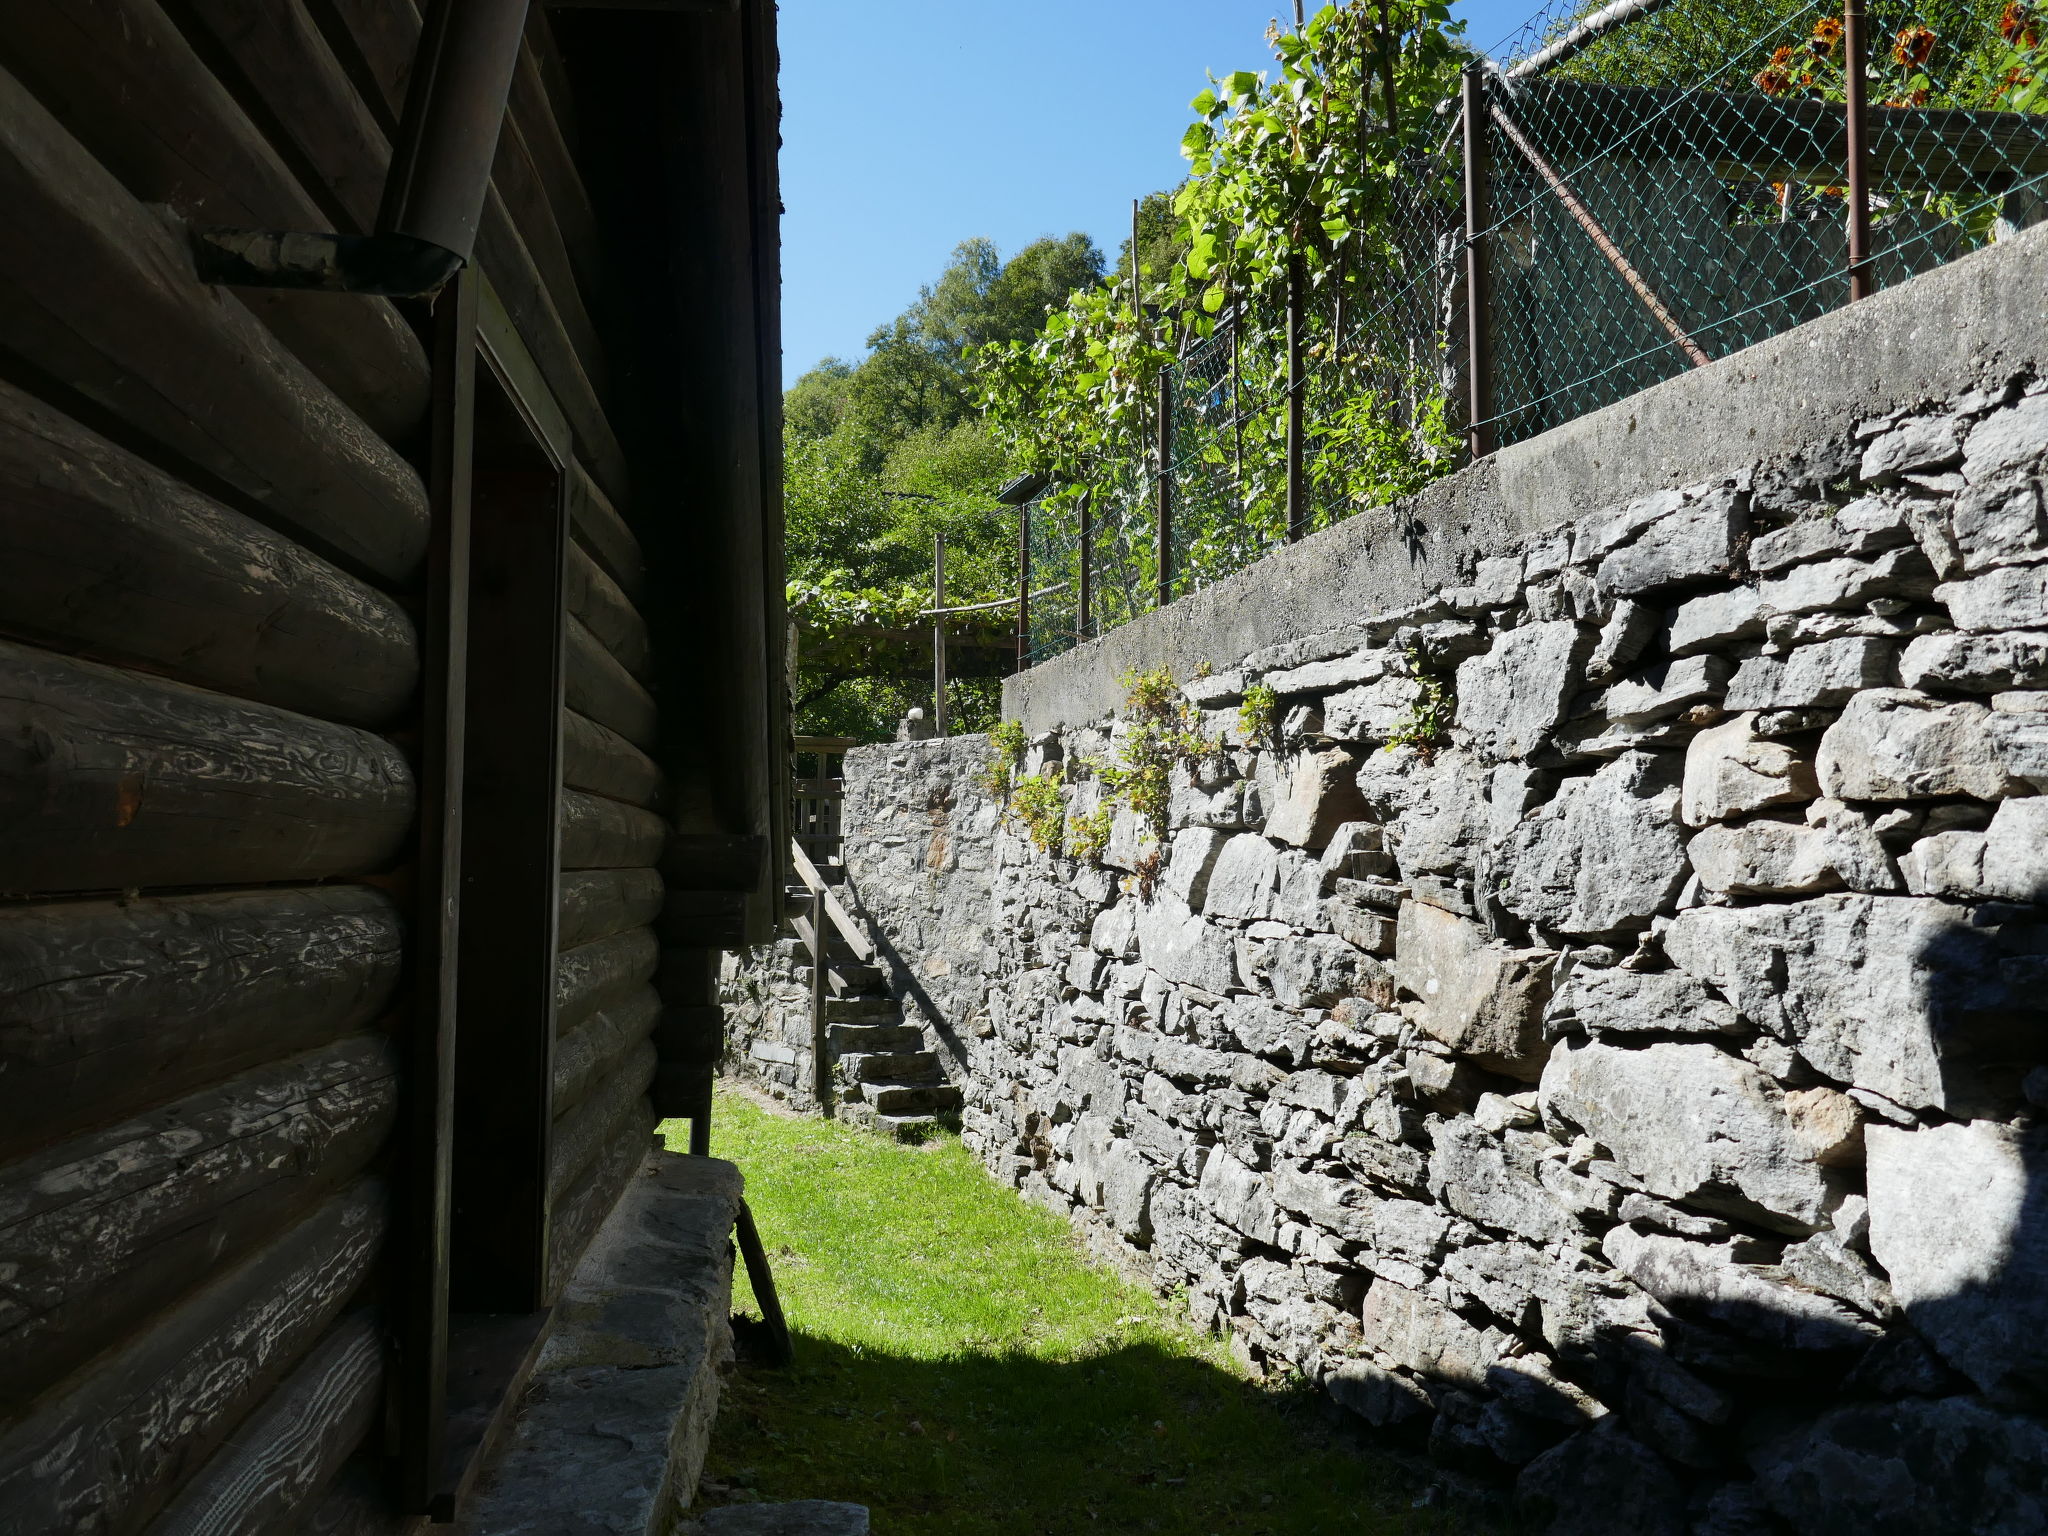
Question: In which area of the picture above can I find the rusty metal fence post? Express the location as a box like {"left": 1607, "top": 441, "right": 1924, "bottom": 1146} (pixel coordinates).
{"left": 1286, "top": 251, "right": 1308, "bottom": 540}
{"left": 1843, "top": 0, "right": 1874, "bottom": 301}
{"left": 1156, "top": 367, "right": 1174, "bottom": 606}
{"left": 1077, "top": 488, "right": 1093, "bottom": 641}
{"left": 1016, "top": 499, "right": 1029, "bottom": 671}
{"left": 1461, "top": 62, "right": 1497, "bottom": 460}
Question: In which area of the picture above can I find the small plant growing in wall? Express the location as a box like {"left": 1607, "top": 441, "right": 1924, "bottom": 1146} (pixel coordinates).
{"left": 1237, "top": 681, "right": 1280, "bottom": 746}
{"left": 1383, "top": 648, "right": 1454, "bottom": 756}
{"left": 981, "top": 718, "right": 1028, "bottom": 798}
{"left": 1008, "top": 764, "right": 1067, "bottom": 856}
{"left": 1097, "top": 668, "right": 1213, "bottom": 841}
{"left": 1066, "top": 803, "right": 1114, "bottom": 863}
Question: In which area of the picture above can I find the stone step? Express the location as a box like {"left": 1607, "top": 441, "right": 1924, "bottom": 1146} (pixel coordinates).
{"left": 824, "top": 997, "right": 900, "bottom": 1023}
{"left": 865, "top": 1081, "right": 962, "bottom": 1115}
{"left": 838, "top": 1050, "right": 940, "bottom": 1085}
{"left": 826, "top": 1022, "right": 924, "bottom": 1053}
{"left": 678, "top": 1500, "right": 869, "bottom": 1535}
{"left": 794, "top": 963, "right": 886, "bottom": 999}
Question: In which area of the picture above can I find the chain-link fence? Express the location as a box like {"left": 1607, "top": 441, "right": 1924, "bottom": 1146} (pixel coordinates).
{"left": 1023, "top": 0, "right": 2048, "bottom": 667}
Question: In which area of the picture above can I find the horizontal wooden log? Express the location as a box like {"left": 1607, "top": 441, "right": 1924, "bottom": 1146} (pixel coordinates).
{"left": 0, "top": 0, "right": 431, "bottom": 445}
{"left": 0, "top": 379, "right": 419, "bottom": 726}
{"left": 556, "top": 927, "right": 660, "bottom": 1035}
{"left": 562, "top": 708, "right": 664, "bottom": 809}
{"left": 0, "top": 886, "right": 402, "bottom": 1164}
{"left": 658, "top": 890, "right": 749, "bottom": 948}
{"left": 663, "top": 832, "right": 765, "bottom": 891}
{"left": 564, "top": 614, "right": 657, "bottom": 748}
{"left": 652, "top": 1003, "right": 725, "bottom": 1070}
{"left": 317, "top": 0, "right": 415, "bottom": 122}
{"left": 568, "top": 467, "right": 645, "bottom": 604}
{"left": 559, "top": 868, "right": 665, "bottom": 950}
{"left": 492, "top": 107, "right": 610, "bottom": 403}
{"left": 553, "top": 987, "right": 661, "bottom": 1118}
{"left": 0, "top": 1179, "right": 386, "bottom": 1536}
{"left": 147, "top": 1312, "right": 383, "bottom": 1536}
{"left": 565, "top": 540, "right": 651, "bottom": 680}
{"left": 560, "top": 788, "right": 667, "bottom": 872}
{"left": 0, "top": 642, "right": 415, "bottom": 896}
{"left": 297, "top": 1457, "right": 410, "bottom": 1536}
{"left": 510, "top": 35, "right": 604, "bottom": 295}
{"left": 546, "top": 1104, "right": 651, "bottom": 1298}
{"left": 0, "top": 1035, "right": 397, "bottom": 1414}
{"left": 0, "top": 65, "right": 429, "bottom": 585}
{"left": 549, "top": 1039, "right": 655, "bottom": 1205}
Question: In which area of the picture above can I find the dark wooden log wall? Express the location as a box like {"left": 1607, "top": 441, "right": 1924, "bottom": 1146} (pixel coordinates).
{"left": 0, "top": 0, "right": 758, "bottom": 1526}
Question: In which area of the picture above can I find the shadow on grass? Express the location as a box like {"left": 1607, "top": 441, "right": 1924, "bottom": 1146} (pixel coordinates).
{"left": 697, "top": 1327, "right": 1496, "bottom": 1536}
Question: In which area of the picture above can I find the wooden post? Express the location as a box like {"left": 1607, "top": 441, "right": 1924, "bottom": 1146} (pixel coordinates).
{"left": 1843, "top": 0, "right": 1874, "bottom": 301}
{"left": 1156, "top": 364, "right": 1174, "bottom": 606}
{"left": 808, "top": 885, "right": 830, "bottom": 1115}
{"left": 931, "top": 532, "right": 947, "bottom": 737}
{"left": 1461, "top": 62, "right": 1497, "bottom": 459}
{"left": 1286, "top": 250, "right": 1307, "bottom": 541}
{"left": 1017, "top": 498, "right": 1029, "bottom": 671}
{"left": 1077, "top": 488, "right": 1093, "bottom": 640}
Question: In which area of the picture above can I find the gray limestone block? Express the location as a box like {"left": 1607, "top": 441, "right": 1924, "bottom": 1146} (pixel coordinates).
{"left": 1757, "top": 545, "right": 1937, "bottom": 616}
{"left": 1263, "top": 747, "right": 1370, "bottom": 850}
{"left": 1159, "top": 827, "right": 1228, "bottom": 909}
{"left": 1723, "top": 636, "right": 1897, "bottom": 711}
{"left": 1325, "top": 1358, "right": 1431, "bottom": 1426}
{"left": 1817, "top": 687, "right": 2029, "bottom": 800}
{"left": 1859, "top": 413, "right": 1966, "bottom": 479}
{"left": 1265, "top": 932, "right": 1376, "bottom": 1010}
{"left": 1961, "top": 389, "right": 2048, "bottom": 482}
{"left": 1574, "top": 488, "right": 1690, "bottom": 567}
{"left": 1662, "top": 894, "right": 2034, "bottom": 1116}
{"left": 1455, "top": 620, "right": 1593, "bottom": 760}
{"left": 1668, "top": 586, "right": 1767, "bottom": 657}
{"left": 1263, "top": 650, "right": 1385, "bottom": 695}
{"left": 1596, "top": 486, "right": 1747, "bottom": 598}
{"left": 1203, "top": 832, "right": 1277, "bottom": 922}
{"left": 1938, "top": 560, "right": 2048, "bottom": 631}
{"left": 1322, "top": 674, "right": 1421, "bottom": 743}
{"left": 1990, "top": 701, "right": 2048, "bottom": 787}
{"left": 1687, "top": 818, "right": 1843, "bottom": 896}
{"left": 1601, "top": 1224, "right": 1881, "bottom": 1352}
{"left": 1540, "top": 1039, "right": 1839, "bottom": 1232}
{"left": 1543, "top": 964, "right": 1744, "bottom": 1039}
{"left": 1749, "top": 497, "right": 1913, "bottom": 574}
{"left": 1133, "top": 894, "right": 1239, "bottom": 995}
{"left": 1900, "top": 796, "right": 2048, "bottom": 902}
{"left": 1198, "top": 1146, "right": 1278, "bottom": 1245}
{"left": 1499, "top": 752, "right": 1689, "bottom": 940}
{"left": 1866, "top": 1118, "right": 2048, "bottom": 1401}
{"left": 1951, "top": 472, "right": 2047, "bottom": 573}
{"left": 1181, "top": 669, "right": 1246, "bottom": 707}
{"left": 1390, "top": 900, "right": 1554, "bottom": 1079}
{"left": 1359, "top": 1277, "right": 1510, "bottom": 1389}
{"left": 1516, "top": 1420, "right": 1688, "bottom": 1536}
{"left": 1426, "top": 1118, "right": 1580, "bottom": 1243}
{"left": 1779, "top": 1230, "right": 1892, "bottom": 1317}
{"left": 1596, "top": 654, "right": 1729, "bottom": 725}
{"left": 1901, "top": 628, "right": 2048, "bottom": 692}
{"left": 1752, "top": 1397, "right": 2048, "bottom": 1536}
{"left": 677, "top": 1504, "right": 870, "bottom": 1536}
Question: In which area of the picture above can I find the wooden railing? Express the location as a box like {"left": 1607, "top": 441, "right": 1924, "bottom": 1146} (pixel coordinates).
{"left": 792, "top": 734, "right": 855, "bottom": 867}
{"left": 788, "top": 838, "right": 874, "bottom": 1115}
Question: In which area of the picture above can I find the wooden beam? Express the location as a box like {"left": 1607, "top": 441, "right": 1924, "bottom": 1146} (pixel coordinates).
{"left": 565, "top": 540, "right": 652, "bottom": 679}
{"left": 0, "top": 1180, "right": 387, "bottom": 1535}
{"left": 559, "top": 788, "right": 667, "bottom": 870}
{"left": 567, "top": 466, "right": 646, "bottom": 604}
{"left": 555, "top": 927, "right": 660, "bottom": 1034}
{"left": 545, "top": 1106, "right": 651, "bottom": 1295}
{"left": 140, "top": 1312, "right": 384, "bottom": 1536}
{"left": 547, "top": 1039, "right": 655, "bottom": 1202}
{"left": 562, "top": 708, "right": 665, "bottom": 808}
{"left": 0, "top": 63, "right": 429, "bottom": 584}
{"left": 0, "top": 887, "right": 403, "bottom": 1164}
{"left": 790, "top": 840, "right": 874, "bottom": 963}
{"left": 0, "top": 1037, "right": 397, "bottom": 1416}
{"left": 0, "top": 378, "right": 419, "bottom": 728}
{"left": 559, "top": 868, "right": 665, "bottom": 948}
{"left": 0, "top": 0, "right": 431, "bottom": 444}
{"left": 552, "top": 989, "right": 660, "bottom": 1115}
{"left": 565, "top": 613, "right": 657, "bottom": 747}
{"left": 0, "top": 641, "right": 414, "bottom": 897}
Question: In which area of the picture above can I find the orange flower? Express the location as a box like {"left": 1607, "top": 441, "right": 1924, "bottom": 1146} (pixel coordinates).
{"left": 1770, "top": 43, "right": 1797, "bottom": 66}
{"left": 1893, "top": 25, "right": 1936, "bottom": 67}
{"left": 2000, "top": 1, "right": 2025, "bottom": 38}
{"left": 1812, "top": 15, "right": 1844, "bottom": 52}
{"left": 1907, "top": 85, "right": 1931, "bottom": 104}
{"left": 1755, "top": 65, "right": 1792, "bottom": 94}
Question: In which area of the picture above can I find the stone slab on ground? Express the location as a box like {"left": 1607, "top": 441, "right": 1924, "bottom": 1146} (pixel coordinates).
{"left": 676, "top": 1503, "right": 871, "bottom": 1535}
{"left": 465, "top": 1152, "right": 745, "bottom": 1536}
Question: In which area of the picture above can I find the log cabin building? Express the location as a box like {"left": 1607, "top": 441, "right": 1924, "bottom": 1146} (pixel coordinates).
{"left": 0, "top": 0, "right": 785, "bottom": 1528}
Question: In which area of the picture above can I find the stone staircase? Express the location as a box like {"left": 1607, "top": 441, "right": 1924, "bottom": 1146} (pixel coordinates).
{"left": 783, "top": 882, "right": 961, "bottom": 1140}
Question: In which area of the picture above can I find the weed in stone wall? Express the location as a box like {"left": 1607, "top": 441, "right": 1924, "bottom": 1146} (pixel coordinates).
{"left": 1237, "top": 681, "right": 1280, "bottom": 746}
{"left": 1067, "top": 804, "right": 1114, "bottom": 863}
{"left": 1096, "top": 668, "right": 1215, "bottom": 841}
{"left": 1008, "top": 765, "right": 1067, "bottom": 856}
{"left": 982, "top": 718, "right": 1028, "bottom": 799}
{"left": 1382, "top": 649, "right": 1454, "bottom": 756}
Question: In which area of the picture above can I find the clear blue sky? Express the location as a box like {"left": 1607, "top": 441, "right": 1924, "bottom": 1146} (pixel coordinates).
{"left": 777, "top": 0, "right": 1532, "bottom": 386}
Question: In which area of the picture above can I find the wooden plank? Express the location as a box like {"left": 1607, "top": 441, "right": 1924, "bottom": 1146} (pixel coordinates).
{"left": 0, "top": 1179, "right": 386, "bottom": 1536}
{"left": 564, "top": 613, "right": 657, "bottom": 747}
{"left": 435, "top": 1308, "right": 553, "bottom": 1520}
{"left": 556, "top": 927, "right": 661, "bottom": 1035}
{"left": 545, "top": 1106, "right": 650, "bottom": 1297}
{"left": 553, "top": 988, "right": 661, "bottom": 1116}
{"left": 312, "top": 0, "right": 416, "bottom": 122}
{"left": 0, "top": 0, "right": 432, "bottom": 445}
{"left": 139, "top": 1312, "right": 383, "bottom": 1536}
{"left": 559, "top": 868, "right": 665, "bottom": 949}
{"left": 548, "top": 1040, "right": 654, "bottom": 1204}
{"left": 562, "top": 708, "right": 665, "bottom": 808}
{"left": 298, "top": 1456, "right": 410, "bottom": 1536}
{"left": 0, "top": 887, "right": 402, "bottom": 1164}
{"left": 509, "top": 35, "right": 604, "bottom": 290}
{"left": 0, "top": 642, "right": 414, "bottom": 897}
{"left": 0, "top": 379, "right": 419, "bottom": 727}
{"left": 0, "top": 1036, "right": 397, "bottom": 1414}
{"left": 492, "top": 105, "right": 612, "bottom": 402}
{"left": 565, "top": 539, "right": 652, "bottom": 680}
{"left": 174, "top": 0, "right": 389, "bottom": 233}
{"left": 0, "top": 63, "right": 430, "bottom": 584}
{"left": 567, "top": 466, "right": 646, "bottom": 603}
{"left": 790, "top": 840, "right": 874, "bottom": 962}
{"left": 559, "top": 788, "right": 668, "bottom": 871}
{"left": 663, "top": 832, "right": 766, "bottom": 891}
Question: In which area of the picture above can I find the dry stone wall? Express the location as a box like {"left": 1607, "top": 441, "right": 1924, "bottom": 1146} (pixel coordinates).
{"left": 740, "top": 374, "right": 2048, "bottom": 1534}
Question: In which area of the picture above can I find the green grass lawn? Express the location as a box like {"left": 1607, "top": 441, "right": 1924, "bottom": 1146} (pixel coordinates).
{"left": 660, "top": 1089, "right": 1485, "bottom": 1536}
